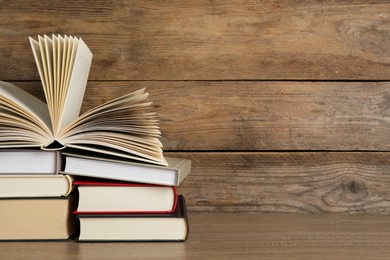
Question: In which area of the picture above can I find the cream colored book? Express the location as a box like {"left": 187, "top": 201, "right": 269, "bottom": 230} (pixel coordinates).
{"left": 77, "top": 195, "right": 189, "bottom": 241}
{"left": 74, "top": 180, "right": 177, "bottom": 213}
{"left": 0, "top": 174, "right": 73, "bottom": 198}
{"left": 0, "top": 34, "right": 166, "bottom": 166}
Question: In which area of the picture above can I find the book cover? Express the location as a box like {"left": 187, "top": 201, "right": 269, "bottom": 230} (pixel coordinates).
{"left": 73, "top": 179, "right": 178, "bottom": 214}
{"left": 0, "top": 174, "right": 73, "bottom": 198}
{"left": 0, "top": 194, "right": 78, "bottom": 240}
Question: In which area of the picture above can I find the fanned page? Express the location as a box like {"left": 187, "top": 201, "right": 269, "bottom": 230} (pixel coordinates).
{"left": 59, "top": 37, "right": 92, "bottom": 132}
{"left": 29, "top": 35, "right": 92, "bottom": 136}
{"left": 59, "top": 88, "right": 167, "bottom": 166}
{"left": 0, "top": 81, "right": 53, "bottom": 147}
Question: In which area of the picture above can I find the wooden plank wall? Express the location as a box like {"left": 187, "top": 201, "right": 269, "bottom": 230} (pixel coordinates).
{"left": 1, "top": 1, "right": 389, "bottom": 213}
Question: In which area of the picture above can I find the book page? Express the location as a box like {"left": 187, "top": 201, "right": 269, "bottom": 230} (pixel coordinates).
{"left": 62, "top": 36, "right": 75, "bottom": 94}
{"left": 29, "top": 37, "right": 51, "bottom": 116}
{"left": 29, "top": 35, "right": 92, "bottom": 138}
{"left": 56, "top": 36, "right": 75, "bottom": 134}
{"left": 59, "top": 35, "right": 68, "bottom": 111}
{"left": 38, "top": 36, "right": 53, "bottom": 114}
{"left": 65, "top": 144, "right": 167, "bottom": 166}
{"left": 52, "top": 35, "right": 59, "bottom": 126}
{"left": 0, "top": 81, "right": 53, "bottom": 146}
{"left": 58, "top": 38, "right": 92, "bottom": 133}
{"left": 65, "top": 131, "right": 165, "bottom": 165}
{"left": 59, "top": 88, "right": 166, "bottom": 166}
{"left": 0, "top": 82, "right": 51, "bottom": 128}
{"left": 44, "top": 35, "right": 54, "bottom": 108}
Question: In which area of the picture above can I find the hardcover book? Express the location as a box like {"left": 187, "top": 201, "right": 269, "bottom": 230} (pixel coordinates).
{"left": 74, "top": 179, "right": 177, "bottom": 214}
{"left": 0, "top": 34, "right": 165, "bottom": 166}
{"left": 0, "top": 174, "right": 73, "bottom": 198}
{"left": 62, "top": 153, "right": 191, "bottom": 186}
{"left": 77, "top": 195, "right": 189, "bottom": 241}
{"left": 0, "top": 149, "right": 60, "bottom": 174}
{"left": 0, "top": 194, "right": 77, "bottom": 240}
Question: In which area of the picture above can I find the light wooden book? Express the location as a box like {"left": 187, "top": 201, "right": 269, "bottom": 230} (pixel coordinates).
{"left": 0, "top": 34, "right": 166, "bottom": 166}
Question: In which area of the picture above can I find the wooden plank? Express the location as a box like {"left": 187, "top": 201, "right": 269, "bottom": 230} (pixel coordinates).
{"left": 0, "top": 1, "right": 389, "bottom": 80}
{"left": 13, "top": 81, "right": 390, "bottom": 151}
{"left": 168, "top": 152, "right": 390, "bottom": 213}
{"left": 1, "top": 213, "right": 390, "bottom": 259}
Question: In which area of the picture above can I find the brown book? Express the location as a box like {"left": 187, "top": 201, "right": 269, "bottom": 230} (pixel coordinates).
{"left": 0, "top": 194, "right": 77, "bottom": 240}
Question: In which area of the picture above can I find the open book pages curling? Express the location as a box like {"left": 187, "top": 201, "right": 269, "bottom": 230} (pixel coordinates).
{"left": 0, "top": 34, "right": 166, "bottom": 166}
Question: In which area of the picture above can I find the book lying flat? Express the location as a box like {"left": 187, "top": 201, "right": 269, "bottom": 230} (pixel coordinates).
{"left": 0, "top": 34, "right": 166, "bottom": 166}
{"left": 74, "top": 179, "right": 177, "bottom": 214}
{"left": 77, "top": 195, "right": 189, "bottom": 242}
{"left": 0, "top": 174, "right": 73, "bottom": 198}
{"left": 62, "top": 153, "right": 191, "bottom": 186}
{"left": 0, "top": 149, "right": 60, "bottom": 174}
{"left": 0, "top": 194, "right": 77, "bottom": 240}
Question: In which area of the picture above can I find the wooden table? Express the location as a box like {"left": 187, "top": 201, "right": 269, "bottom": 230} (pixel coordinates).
{"left": 2, "top": 213, "right": 390, "bottom": 259}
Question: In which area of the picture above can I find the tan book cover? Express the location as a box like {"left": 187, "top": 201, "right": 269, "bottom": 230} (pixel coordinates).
{"left": 0, "top": 194, "right": 77, "bottom": 240}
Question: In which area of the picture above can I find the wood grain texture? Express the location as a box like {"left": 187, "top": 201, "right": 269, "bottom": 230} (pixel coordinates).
{"left": 0, "top": 0, "right": 389, "bottom": 80}
{"left": 168, "top": 152, "right": 390, "bottom": 213}
{"left": 1, "top": 213, "right": 390, "bottom": 259}
{"left": 13, "top": 81, "right": 390, "bottom": 151}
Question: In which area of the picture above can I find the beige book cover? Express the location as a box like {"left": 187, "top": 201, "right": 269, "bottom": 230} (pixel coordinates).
{"left": 0, "top": 194, "right": 77, "bottom": 240}
{"left": 0, "top": 174, "right": 73, "bottom": 198}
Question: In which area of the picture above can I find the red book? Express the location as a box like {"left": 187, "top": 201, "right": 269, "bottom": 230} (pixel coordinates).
{"left": 73, "top": 179, "right": 177, "bottom": 215}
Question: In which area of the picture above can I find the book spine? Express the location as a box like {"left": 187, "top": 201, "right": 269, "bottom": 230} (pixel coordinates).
{"left": 171, "top": 186, "right": 178, "bottom": 212}
{"left": 177, "top": 195, "right": 189, "bottom": 241}
{"left": 63, "top": 175, "right": 74, "bottom": 197}
{"left": 55, "top": 151, "right": 61, "bottom": 174}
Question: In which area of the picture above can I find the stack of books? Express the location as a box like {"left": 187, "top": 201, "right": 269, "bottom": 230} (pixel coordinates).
{"left": 65, "top": 154, "right": 191, "bottom": 241}
{"left": 0, "top": 34, "right": 191, "bottom": 241}
{"left": 0, "top": 150, "right": 77, "bottom": 240}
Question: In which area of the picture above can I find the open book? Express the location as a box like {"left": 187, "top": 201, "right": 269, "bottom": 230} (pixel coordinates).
{"left": 0, "top": 35, "right": 166, "bottom": 166}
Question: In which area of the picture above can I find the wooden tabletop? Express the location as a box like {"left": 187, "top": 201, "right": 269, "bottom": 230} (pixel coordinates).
{"left": 2, "top": 213, "right": 390, "bottom": 259}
